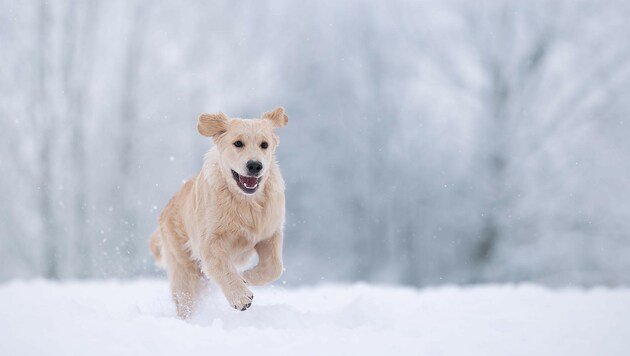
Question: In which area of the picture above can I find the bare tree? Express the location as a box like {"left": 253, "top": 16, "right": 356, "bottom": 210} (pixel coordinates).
{"left": 60, "top": 0, "right": 100, "bottom": 277}
{"left": 111, "top": 0, "right": 149, "bottom": 274}
{"left": 33, "top": 0, "right": 62, "bottom": 279}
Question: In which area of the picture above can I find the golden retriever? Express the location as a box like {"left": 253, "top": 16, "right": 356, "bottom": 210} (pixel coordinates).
{"left": 149, "top": 107, "right": 288, "bottom": 318}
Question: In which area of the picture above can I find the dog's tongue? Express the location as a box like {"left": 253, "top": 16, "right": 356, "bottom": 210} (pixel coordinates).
{"left": 239, "top": 175, "right": 258, "bottom": 188}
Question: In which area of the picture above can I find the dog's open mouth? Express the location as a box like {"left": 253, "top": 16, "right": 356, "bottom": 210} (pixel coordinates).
{"left": 231, "top": 170, "right": 260, "bottom": 194}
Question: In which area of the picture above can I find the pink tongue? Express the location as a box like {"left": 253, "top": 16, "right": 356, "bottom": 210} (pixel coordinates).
{"left": 239, "top": 175, "right": 258, "bottom": 187}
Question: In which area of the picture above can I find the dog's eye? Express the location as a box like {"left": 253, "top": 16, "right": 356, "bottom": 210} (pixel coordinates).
{"left": 234, "top": 140, "right": 243, "bottom": 148}
{"left": 260, "top": 142, "right": 268, "bottom": 149}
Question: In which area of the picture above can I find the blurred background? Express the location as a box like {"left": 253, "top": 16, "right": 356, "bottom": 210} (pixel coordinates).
{"left": 1, "top": 0, "right": 629, "bottom": 287}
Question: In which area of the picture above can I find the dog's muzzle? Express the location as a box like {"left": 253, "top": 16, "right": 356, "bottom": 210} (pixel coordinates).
{"left": 232, "top": 170, "right": 261, "bottom": 194}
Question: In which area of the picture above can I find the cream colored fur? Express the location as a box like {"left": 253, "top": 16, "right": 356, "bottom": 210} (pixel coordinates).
{"left": 150, "top": 107, "right": 288, "bottom": 318}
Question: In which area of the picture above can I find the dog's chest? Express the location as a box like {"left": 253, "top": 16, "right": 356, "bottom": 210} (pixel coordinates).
{"left": 218, "top": 201, "right": 277, "bottom": 242}
{"left": 224, "top": 209, "right": 272, "bottom": 255}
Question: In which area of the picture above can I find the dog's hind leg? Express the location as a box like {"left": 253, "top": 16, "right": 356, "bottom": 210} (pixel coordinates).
{"left": 165, "top": 254, "right": 202, "bottom": 319}
{"left": 162, "top": 229, "right": 203, "bottom": 319}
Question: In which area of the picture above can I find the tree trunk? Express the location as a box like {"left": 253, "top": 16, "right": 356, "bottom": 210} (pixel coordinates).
{"left": 113, "top": 2, "right": 147, "bottom": 275}
{"left": 36, "top": 0, "right": 60, "bottom": 279}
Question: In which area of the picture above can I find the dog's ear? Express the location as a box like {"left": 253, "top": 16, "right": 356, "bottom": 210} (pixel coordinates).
{"left": 263, "top": 107, "right": 288, "bottom": 128}
{"left": 198, "top": 112, "right": 228, "bottom": 139}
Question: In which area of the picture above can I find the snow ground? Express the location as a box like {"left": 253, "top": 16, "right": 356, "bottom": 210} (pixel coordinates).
{"left": 0, "top": 280, "right": 628, "bottom": 356}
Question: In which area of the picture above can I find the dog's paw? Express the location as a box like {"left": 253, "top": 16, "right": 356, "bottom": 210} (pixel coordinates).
{"left": 226, "top": 286, "right": 254, "bottom": 311}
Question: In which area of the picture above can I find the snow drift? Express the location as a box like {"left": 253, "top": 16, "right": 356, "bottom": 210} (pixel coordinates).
{"left": 0, "top": 280, "right": 628, "bottom": 356}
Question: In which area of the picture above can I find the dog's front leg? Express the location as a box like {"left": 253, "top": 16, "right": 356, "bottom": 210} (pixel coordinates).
{"left": 201, "top": 238, "right": 254, "bottom": 311}
{"left": 243, "top": 230, "right": 284, "bottom": 286}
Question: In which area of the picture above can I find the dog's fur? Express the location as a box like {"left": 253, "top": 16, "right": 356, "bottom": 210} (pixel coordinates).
{"left": 150, "top": 107, "right": 288, "bottom": 318}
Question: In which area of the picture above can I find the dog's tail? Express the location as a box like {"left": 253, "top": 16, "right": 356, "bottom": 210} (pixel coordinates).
{"left": 149, "top": 228, "right": 164, "bottom": 268}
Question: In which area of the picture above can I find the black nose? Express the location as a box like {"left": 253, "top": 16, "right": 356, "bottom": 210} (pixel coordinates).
{"left": 246, "top": 160, "right": 263, "bottom": 176}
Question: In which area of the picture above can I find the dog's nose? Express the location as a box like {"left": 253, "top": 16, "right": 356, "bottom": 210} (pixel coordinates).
{"left": 246, "top": 160, "right": 263, "bottom": 176}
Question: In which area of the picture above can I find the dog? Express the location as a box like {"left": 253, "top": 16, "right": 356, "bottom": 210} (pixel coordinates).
{"left": 149, "top": 107, "right": 288, "bottom": 318}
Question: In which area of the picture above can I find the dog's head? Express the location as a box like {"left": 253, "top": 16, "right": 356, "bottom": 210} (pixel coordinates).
{"left": 198, "top": 107, "right": 288, "bottom": 196}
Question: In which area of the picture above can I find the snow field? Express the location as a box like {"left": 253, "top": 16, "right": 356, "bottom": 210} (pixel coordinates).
{"left": 0, "top": 280, "right": 628, "bottom": 356}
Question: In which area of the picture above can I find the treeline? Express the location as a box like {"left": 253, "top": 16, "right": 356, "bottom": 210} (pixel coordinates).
{"left": 1, "top": 0, "right": 629, "bottom": 286}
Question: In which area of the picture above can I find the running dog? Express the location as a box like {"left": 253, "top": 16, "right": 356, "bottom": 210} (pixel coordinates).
{"left": 150, "top": 107, "right": 288, "bottom": 318}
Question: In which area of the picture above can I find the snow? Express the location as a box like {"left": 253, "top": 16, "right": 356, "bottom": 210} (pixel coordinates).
{"left": 0, "top": 280, "right": 629, "bottom": 356}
